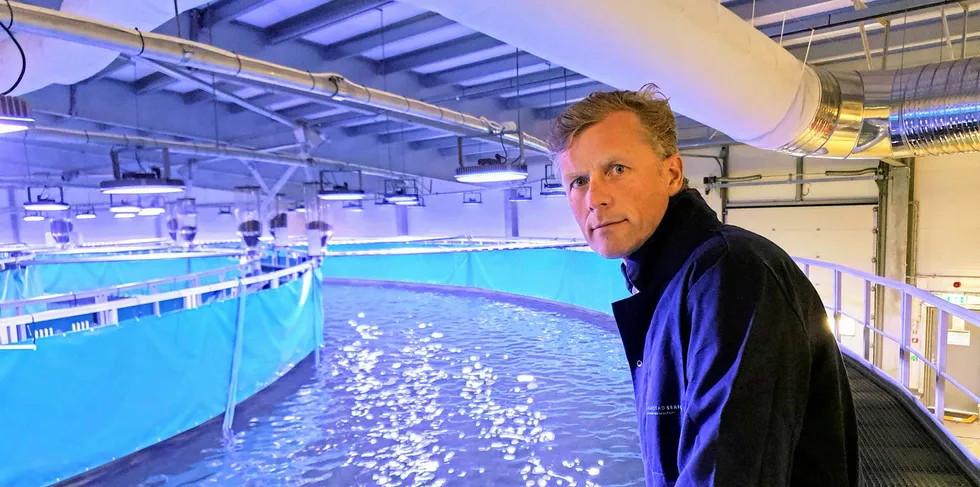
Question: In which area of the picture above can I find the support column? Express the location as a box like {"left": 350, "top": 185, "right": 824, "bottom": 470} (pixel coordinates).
{"left": 719, "top": 146, "right": 730, "bottom": 224}
{"left": 503, "top": 191, "right": 519, "bottom": 237}
{"left": 7, "top": 189, "right": 21, "bottom": 244}
{"left": 875, "top": 160, "right": 913, "bottom": 379}
{"left": 154, "top": 215, "right": 164, "bottom": 239}
{"left": 795, "top": 157, "right": 805, "bottom": 202}
{"left": 395, "top": 206, "right": 409, "bottom": 236}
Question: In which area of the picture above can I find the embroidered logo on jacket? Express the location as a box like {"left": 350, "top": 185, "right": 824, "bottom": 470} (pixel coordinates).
{"left": 647, "top": 404, "right": 681, "bottom": 416}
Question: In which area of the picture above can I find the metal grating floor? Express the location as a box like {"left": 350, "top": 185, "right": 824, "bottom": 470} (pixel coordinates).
{"left": 847, "top": 359, "right": 980, "bottom": 486}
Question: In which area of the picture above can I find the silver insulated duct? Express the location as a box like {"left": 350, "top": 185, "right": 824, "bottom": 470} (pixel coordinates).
{"left": 775, "top": 60, "right": 980, "bottom": 158}
{"left": 398, "top": 0, "right": 980, "bottom": 159}
{"left": 1, "top": 2, "right": 547, "bottom": 154}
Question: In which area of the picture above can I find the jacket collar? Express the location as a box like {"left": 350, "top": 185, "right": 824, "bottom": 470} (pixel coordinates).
{"left": 620, "top": 189, "right": 722, "bottom": 296}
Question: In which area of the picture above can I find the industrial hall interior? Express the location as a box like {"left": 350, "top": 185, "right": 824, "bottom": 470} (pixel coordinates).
{"left": 0, "top": 0, "right": 979, "bottom": 486}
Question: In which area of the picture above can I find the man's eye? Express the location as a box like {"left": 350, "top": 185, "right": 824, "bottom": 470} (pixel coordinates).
{"left": 612, "top": 165, "right": 627, "bottom": 175}
{"left": 571, "top": 177, "right": 587, "bottom": 188}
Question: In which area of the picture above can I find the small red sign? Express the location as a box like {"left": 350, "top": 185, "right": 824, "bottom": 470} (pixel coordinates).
{"left": 912, "top": 337, "right": 919, "bottom": 344}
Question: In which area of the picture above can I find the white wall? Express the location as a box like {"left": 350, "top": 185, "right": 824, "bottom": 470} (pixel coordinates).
{"left": 915, "top": 155, "right": 980, "bottom": 284}
{"left": 408, "top": 190, "right": 506, "bottom": 237}
{"left": 325, "top": 201, "right": 398, "bottom": 238}
{"left": 911, "top": 155, "right": 980, "bottom": 412}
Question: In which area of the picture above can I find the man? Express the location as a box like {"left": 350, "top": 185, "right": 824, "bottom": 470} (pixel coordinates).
{"left": 549, "top": 87, "right": 860, "bottom": 486}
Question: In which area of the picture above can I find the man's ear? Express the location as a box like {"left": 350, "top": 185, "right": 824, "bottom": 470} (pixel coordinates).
{"left": 664, "top": 153, "right": 685, "bottom": 195}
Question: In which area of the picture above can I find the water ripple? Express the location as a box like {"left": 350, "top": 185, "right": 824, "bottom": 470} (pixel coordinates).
{"left": 106, "top": 285, "right": 644, "bottom": 487}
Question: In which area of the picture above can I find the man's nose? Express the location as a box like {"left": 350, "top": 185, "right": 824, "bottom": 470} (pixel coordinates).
{"left": 587, "top": 176, "right": 611, "bottom": 211}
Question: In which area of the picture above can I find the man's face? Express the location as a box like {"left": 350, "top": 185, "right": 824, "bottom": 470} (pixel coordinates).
{"left": 557, "top": 111, "right": 684, "bottom": 259}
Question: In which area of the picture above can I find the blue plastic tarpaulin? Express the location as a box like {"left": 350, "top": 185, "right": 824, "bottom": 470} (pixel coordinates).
{"left": 33, "top": 255, "right": 238, "bottom": 295}
{"left": 0, "top": 267, "right": 45, "bottom": 316}
{"left": 0, "top": 269, "right": 322, "bottom": 487}
{"left": 320, "top": 248, "right": 629, "bottom": 315}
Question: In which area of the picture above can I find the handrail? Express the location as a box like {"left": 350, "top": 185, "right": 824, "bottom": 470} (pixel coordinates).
{"left": 796, "top": 257, "right": 980, "bottom": 425}
{"left": 323, "top": 241, "right": 589, "bottom": 257}
{"left": 0, "top": 261, "right": 248, "bottom": 312}
{"left": 794, "top": 257, "right": 980, "bottom": 326}
{"left": 27, "top": 250, "right": 243, "bottom": 264}
{"left": 0, "top": 261, "right": 314, "bottom": 348}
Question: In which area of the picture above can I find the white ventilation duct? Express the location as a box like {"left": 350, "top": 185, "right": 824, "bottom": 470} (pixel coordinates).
{"left": 396, "top": 0, "right": 819, "bottom": 152}
{"left": 399, "top": 0, "right": 980, "bottom": 159}
{"left": 0, "top": 0, "right": 210, "bottom": 96}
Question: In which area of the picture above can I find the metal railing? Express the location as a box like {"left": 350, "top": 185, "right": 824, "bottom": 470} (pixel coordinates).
{"left": 0, "top": 261, "right": 315, "bottom": 350}
{"left": 28, "top": 249, "right": 243, "bottom": 264}
{"left": 322, "top": 240, "right": 589, "bottom": 257}
{"left": 0, "top": 261, "right": 250, "bottom": 314}
{"left": 795, "top": 257, "right": 980, "bottom": 425}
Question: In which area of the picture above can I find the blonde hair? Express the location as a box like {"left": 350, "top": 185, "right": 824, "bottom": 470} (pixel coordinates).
{"left": 548, "top": 84, "right": 678, "bottom": 159}
{"left": 548, "top": 84, "right": 688, "bottom": 189}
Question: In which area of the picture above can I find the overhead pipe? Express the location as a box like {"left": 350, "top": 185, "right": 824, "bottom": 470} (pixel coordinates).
{"left": 3, "top": 3, "right": 547, "bottom": 155}
{"left": 25, "top": 126, "right": 417, "bottom": 180}
{"left": 399, "top": 0, "right": 980, "bottom": 159}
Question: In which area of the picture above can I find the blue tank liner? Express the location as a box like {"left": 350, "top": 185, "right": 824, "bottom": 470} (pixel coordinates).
{"left": 320, "top": 247, "right": 629, "bottom": 315}
{"left": 0, "top": 267, "right": 323, "bottom": 487}
{"left": 33, "top": 255, "right": 238, "bottom": 295}
{"left": 0, "top": 266, "right": 45, "bottom": 314}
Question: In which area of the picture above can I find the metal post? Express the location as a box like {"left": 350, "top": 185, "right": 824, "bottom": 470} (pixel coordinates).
{"left": 222, "top": 279, "right": 247, "bottom": 441}
{"left": 720, "top": 146, "right": 730, "bottom": 223}
{"left": 804, "top": 263, "right": 810, "bottom": 278}
{"left": 882, "top": 20, "right": 890, "bottom": 70}
{"left": 935, "top": 309, "right": 950, "bottom": 423}
{"left": 7, "top": 189, "right": 21, "bottom": 244}
{"left": 864, "top": 279, "right": 873, "bottom": 361}
{"left": 899, "top": 292, "right": 913, "bottom": 388}
{"left": 833, "top": 270, "right": 842, "bottom": 342}
{"left": 795, "top": 157, "right": 805, "bottom": 202}
{"left": 151, "top": 284, "right": 160, "bottom": 316}
{"left": 962, "top": 2, "right": 970, "bottom": 59}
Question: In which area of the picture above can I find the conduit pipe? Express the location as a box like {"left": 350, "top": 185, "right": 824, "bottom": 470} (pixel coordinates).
{"left": 2, "top": 3, "right": 547, "bottom": 154}
{"left": 400, "top": 0, "right": 980, "bottom": 159}
{"left": 25, "top": 126, "right": 417, "bottom": 180}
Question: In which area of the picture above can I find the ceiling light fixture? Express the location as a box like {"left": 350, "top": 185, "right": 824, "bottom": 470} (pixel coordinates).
{"left": 383, "top": 179, "right": 422, "bottom": 204}
{"left": 114, "top": 212, "right": 137, "bottom": 219}
{"left": 23, "top": 187, "right": 70, "bottom": 212}
{"left": 0, "top": 96, "right": 34, "bottom": 135}
{"left": 343, "top": 200, "right": 364, "bottom": 212}
{"left": 374, "top": 193, "right": 396, "bottom": 206}
{"left": 455, "top": 155, "right": 528, "bottom": 183}
{"left": 509, "top": 186, "right": 533, "bottom": 203}
{"left": 108, "top": 195, "right": 140, "bottom": 213}
{"left": 22, "top": 212, "right": 44, "bottom": 222}
{"left": 74, "top": 205, "right": 97, "bottom": 220}
{"left": 462, "top": 191, "right": 482, "bottom": 206}
{"left": 138, "top": 207, "right": 166, "bottom": 216}
{"left": 99, "top": 148, "right": 185, "bottom": 195}
{"left": 137, "top": 196, "right": 166, "bottom": 216}
{"left": 318, "top": 170, "right": 368, "bottom": 201}
{"left": 540, "top": 164, "right": 566, "bottom": 197}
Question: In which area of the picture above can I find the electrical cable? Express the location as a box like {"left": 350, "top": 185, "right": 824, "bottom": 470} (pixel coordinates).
{"left": 173, "top": 0, "right": 182, "bottom": 39}
{"left": 2, "top": 0, "right": 26, "bottom": 96}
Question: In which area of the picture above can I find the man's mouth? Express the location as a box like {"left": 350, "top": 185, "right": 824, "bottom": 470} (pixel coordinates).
{"left": 593, "top": 220, "right": 625, "bottom": 231}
